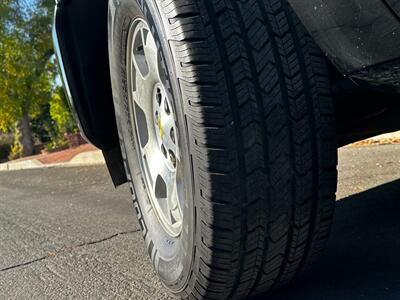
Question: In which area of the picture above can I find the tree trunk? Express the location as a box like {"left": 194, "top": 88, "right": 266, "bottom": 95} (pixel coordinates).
{"left": 19, "top": 114, "right": 34, "bottom": 157}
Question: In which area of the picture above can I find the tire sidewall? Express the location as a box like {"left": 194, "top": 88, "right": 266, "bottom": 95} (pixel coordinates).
{"left": 108, "top": 0, "right": 195, "bottom": 292}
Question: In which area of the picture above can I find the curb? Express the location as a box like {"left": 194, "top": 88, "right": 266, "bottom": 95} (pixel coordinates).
{"left": 0, "top": 150, "right": 105, "bottom": 172}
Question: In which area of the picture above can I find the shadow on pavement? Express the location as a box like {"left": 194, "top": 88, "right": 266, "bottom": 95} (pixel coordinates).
{"left": 255, "top": 179, "right": 400, "bottom": 300}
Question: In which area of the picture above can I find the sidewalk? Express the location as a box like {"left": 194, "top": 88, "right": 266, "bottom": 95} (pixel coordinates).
{"left": 0, "top": 144, "right": 105, "bottom": 172}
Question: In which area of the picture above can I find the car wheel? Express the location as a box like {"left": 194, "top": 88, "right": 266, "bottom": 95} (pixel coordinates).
{"left": 108, "top": 0, "right": 337, "bottom": 299}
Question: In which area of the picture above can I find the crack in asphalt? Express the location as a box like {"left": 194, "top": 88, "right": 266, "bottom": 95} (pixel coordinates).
{"left": 0, "top": 229, "right": 140, "bottom": 273}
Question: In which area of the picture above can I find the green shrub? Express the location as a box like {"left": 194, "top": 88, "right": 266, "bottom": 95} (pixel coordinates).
{"left": 46, "top": 136, "right": 69, "bottom": 152}
{"left": 8, "top": 129, "right": 23, "bottom": 160}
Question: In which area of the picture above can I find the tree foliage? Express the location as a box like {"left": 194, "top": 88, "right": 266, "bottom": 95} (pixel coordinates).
{"left": 50, "top": 87, "right": 77, "bottom": 134}
{"left": 0, "top": 0, "right": 76, "bottom": 157}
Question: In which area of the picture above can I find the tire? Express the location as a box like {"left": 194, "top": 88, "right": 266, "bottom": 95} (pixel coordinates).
{"left": 108, "top": 0, "right": 337, "bottom": 299}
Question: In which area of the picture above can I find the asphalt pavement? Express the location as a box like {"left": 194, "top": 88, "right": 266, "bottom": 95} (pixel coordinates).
{"left": 1, "top": 145, "right": 400, "bottom": 300}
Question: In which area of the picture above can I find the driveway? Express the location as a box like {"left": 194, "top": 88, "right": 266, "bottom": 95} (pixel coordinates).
{"left": 1, "top": 145, "right": 400, "bottom": 299}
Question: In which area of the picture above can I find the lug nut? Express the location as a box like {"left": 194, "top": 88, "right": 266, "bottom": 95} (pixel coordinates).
{"left": 169, "top": 150, "right": 176, "bottom": 168}
{"left": 164, "top": 101, "right": 170, "bottom": 115}
{"left": 156, "top": 89, "right": 162, "bottom": 106}
{"left": 170, "top": 127, "right": 176, "bottom": 144}
{"left": 161, "top": 144, "right": 167, "bottom": 158}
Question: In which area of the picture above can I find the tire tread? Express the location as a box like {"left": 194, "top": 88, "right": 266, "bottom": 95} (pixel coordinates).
{"left": 159, "top": 0, "right": 337, "bottom": 298}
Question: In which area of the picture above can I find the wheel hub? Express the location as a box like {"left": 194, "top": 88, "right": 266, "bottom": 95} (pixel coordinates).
{"left": 153, "top": 84, "right": 178, "bottom": 170}
{"left": 127, "top": 19, "right": 183, "bottom": 237}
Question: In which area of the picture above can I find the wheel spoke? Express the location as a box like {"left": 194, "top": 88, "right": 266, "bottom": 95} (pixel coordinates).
{"left": 132, "top": 25, "right": 149, "bottom": 79}
{"left": 132, "top": 63, "right": 152, "bottom": 113}
{"left": 142, "top": 28, "right": 165, "bottom": 84}
{"left": 168, "top": 182, "right": 182, "bottom": 226}
{"left": 152, "top": 161, "right": 178, "bottom": 224}
{"left": 141, "top": 139, "right": 160, "bottom": 172}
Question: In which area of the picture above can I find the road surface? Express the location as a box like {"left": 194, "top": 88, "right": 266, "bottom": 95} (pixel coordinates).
{"left": 1, "top": 145, "right": 400, "bottom": 299}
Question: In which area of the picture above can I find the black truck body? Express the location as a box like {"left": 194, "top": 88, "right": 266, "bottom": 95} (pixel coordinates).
{"left": 53, "top": 0, "right": 400, "bottom": 185}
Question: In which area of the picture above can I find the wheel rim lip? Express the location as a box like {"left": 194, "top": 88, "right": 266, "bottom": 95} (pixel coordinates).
{"left": 126, "top": 18, "right": 183, "bottom": 238}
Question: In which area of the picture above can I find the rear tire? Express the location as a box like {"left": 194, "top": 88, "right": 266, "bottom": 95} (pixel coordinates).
{"left": 108, "top": 0, "right": 337, "bottom": 299}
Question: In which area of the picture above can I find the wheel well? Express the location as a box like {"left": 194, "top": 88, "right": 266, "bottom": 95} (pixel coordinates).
{"left": 56, "top": 0, "right": 126, "bottom": 185}
{"left": 331, "top": 64, "right": 400, "bottom": 146}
